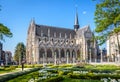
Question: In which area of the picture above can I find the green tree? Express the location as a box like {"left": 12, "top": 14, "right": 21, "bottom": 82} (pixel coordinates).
{"left": 0, "top": 5, "right": 12, "bottom": 41}
{"left": 14, "top": 42, "right": 26, "bottom": 65}
{"left": 94, "top": 0, "right": 120, "bottom": 53}
{"left": 0, "top": 23, "right": 12, "bottom": 41}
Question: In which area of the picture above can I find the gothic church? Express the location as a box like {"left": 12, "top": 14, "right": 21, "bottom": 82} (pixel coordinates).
{"left": 26, "top": 12, "right": 98, "bottom": 64}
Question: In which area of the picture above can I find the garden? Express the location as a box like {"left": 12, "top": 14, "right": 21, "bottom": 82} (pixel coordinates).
{"left": 1, "top": 63, "right": 120, "bottom": 82}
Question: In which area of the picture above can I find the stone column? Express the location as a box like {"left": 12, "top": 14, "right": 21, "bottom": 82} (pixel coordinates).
{"left": 36, "top": 47, "right": 39, "bottom": 64}
{"left": 118, "top": 55, "right": 120, "bottom": 63}
{"left": 89, "top": 49, "right": 91, "bottom": 63}
{"left": 94, "top": 48, "right": 97, "bottom": 63}
{"left": 75, "top": 50, "right": 77, "bottom": 63}
{"left": 72, "top": 52, "right": 75, "bottom": 65}
{"left": 43, "top": 53, "right": 45, "bottom": 67}
{"left": 70, "top": 50, "right": 72, "bottom": 63}
{"left": 67, "top": 52, "right": 69, "bottom": 64}
{"left": 45, "top": 49, "right": 47, "bottom": 64}
{"left": 59, "top": 49, "right": 61, "bottom": 64}
{"left": 54, "top": 51, "right": 56, "bottom": 65}
{"left": 64, "top": 49, "right": 66, "bottom": 63}
{"left": 107, "top": 56, "right": 109, "bottom": 62}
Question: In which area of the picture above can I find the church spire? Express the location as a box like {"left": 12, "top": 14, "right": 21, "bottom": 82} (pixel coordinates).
{"left": 31, "top": 18, "right": 35, "bottom": 26}
{"left": 75, "top": 11, "right": 79, "bottom": 25}
{"left": 74, "top": 6, "right": 80, "bottom": 31}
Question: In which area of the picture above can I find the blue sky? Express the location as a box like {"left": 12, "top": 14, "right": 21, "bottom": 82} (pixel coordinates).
{"left": 0, "top": 0, "right": 97, "bottom": 55}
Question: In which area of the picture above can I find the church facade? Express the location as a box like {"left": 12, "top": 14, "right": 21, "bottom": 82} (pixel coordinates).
{"left": 26, "top": 13, "right": 98, "bottom": 64}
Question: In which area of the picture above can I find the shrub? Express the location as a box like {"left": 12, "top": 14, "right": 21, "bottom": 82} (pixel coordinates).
{"left": 46, "top": 69, "right": 58, "bottom": 73}
{"left": 58, "top": 71, "right": 64, "bottom": 75}
{"left": 59, "top": 64, "right": 72, "bottom": 68}
{"left": 4, "top": 67, "right": 10, "bottom": 71}
{"left": 75, "top": 62, "right": 86, "bottom": 68}
{"left": 63, "top": 70, "right": 72, "bottom": 75}
{"left": 50, "top": 65, "right": 59, "bottom": 68}
{"left": 43, "top": 76, "right": 64, "bottom": 82}
{"left": 34, "top": 64, "right": 43, "bottom": 68}
{"left": 67, "top": 73, "right": 72, "bottom": 77}
{"left": 68, "top": 73, "right": 120, "bottom": 80}
{"left": 115, "top": 70, "right": 120, "bottom": 74}
{"left": 9, "top": 66, "right": 16, "bottom": 70}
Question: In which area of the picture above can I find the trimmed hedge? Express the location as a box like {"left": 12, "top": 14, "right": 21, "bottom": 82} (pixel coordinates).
{"left": 0, "top": 68, "right": 40, "bottom": 82}
{"left": 8, "top": 71, "right": 39, "bottom": 82}
{"left": 42, "top": 76, "right": 64, "bottom": 82}
{"left": 68, "top": 73, "right": 120, "bottom": 80}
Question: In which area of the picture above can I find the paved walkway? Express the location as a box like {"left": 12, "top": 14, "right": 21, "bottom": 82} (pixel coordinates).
{"left": 0, "top": 68, "right": 32, "bottom": 76}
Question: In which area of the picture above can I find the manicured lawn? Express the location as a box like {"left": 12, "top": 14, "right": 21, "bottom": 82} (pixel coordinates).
{"left": 85, "top": 64, "right": 120, "bottom": 70}
{"left": 8, "top": 71, "right": 39, "bottom": 82}
{"left": 1, "top": 64, "right": 120, "bottom": 82}
{"left": 63, "top": 77, "right": 102, "bottom": 82}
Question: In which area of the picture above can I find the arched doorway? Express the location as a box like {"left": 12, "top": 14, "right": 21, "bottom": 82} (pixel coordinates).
{"left": 72, "top": 50, "right": 75, "bottom": 58}
{"left": 47, "top": 48, "right": 52, "bottom": 58}
{"left": 55, "top": 49, "right": 59, "bottom": 58}
{"left": 72, "top": 50, "right": 76, "bottom": 63}
{"left": 39, "top": 48, "right": 45, "bottom": 58}
{"left": 66, "top": 49, "right": 70, "bottom": 63}
{"left": 66, "top": 49, "right": 70, "bottom": 57}
{"left": 39, "top": 48, "right": 45, "bottom": 64}
{"left": 61, "top": 49, "right": 65, "bottom": 58}
{"left": 77, "top": 50, "right": 80, "bottom": 61}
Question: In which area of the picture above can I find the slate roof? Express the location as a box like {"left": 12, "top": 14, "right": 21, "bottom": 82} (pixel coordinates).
{"left": 35, "top": 24, "right": 76, "bottom": 39}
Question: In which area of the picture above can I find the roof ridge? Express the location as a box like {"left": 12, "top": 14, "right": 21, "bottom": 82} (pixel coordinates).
{"left": 36, "top": 24, "right": 74, "bottom": 31}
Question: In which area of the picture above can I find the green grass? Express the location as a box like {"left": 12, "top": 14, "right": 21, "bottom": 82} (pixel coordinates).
{"left": 2, "top": 64, "right": 120, "bottom": 82}
{"left": 7, "top": 70, "right": 39, "bottom": 82}
{"left": 62, "top": 77, "right": 102, "bottom": 82}
{"left": 84, "top": 64, "right": 120, "bottom": 70}
{"left": 0, "top": 68, "right": 20, "bottom": 74}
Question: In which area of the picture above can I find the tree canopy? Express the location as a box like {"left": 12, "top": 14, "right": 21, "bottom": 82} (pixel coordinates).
{"left": 0, "top": 23, "right": 12, "bottom": 41}
{"left": 0, "top": 5, "right": 12, "bottom": 41}
{"left": 94, "top": 0, "right": 120, "bottom": 45}
{"left": 14, "top": 42, "right": 26, "bottom": 64}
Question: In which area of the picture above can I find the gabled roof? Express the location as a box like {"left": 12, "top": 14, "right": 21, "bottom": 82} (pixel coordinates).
{"left": 76, "top": 25, "right": 91, "bottom": 37}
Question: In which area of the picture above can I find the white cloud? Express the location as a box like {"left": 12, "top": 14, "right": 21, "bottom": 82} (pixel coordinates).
{"left": 83, "top": 11, "right": 87, "bottom": 14}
